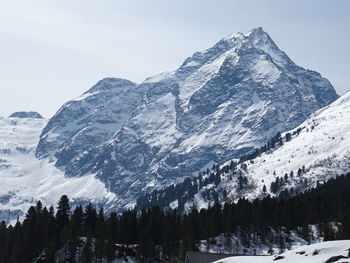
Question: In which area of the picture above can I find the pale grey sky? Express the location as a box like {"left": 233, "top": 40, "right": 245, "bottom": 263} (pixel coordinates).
{"left": 0, "top": 0, "right": 349, "bottom": 118}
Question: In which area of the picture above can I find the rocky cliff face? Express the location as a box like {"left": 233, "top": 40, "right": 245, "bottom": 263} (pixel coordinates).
{"left": 36, "top": 78, "right": 140, "bottom": 169}
{"left": 36, "top": 27, "right": 338, "bottom": 210}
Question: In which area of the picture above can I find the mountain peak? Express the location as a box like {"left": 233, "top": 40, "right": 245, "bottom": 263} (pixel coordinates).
{"left": 245, "top": 27, "right": 276, "bottom": 45}
{"left": 225, "top": 27, "right": 268, "bottom": 41}
{"left": 84, "top": 77, "right": 137, "bottom": 94}
{"left": 180, "top": 28, "right": 281, "bottom": 72}
{"left": 247, "top": 26, "right": 265, "bottom": 35}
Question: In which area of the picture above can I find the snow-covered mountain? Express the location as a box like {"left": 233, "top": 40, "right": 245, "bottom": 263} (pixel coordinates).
{"left": 156, "top": 90, "right": 350, "bottom": 212}
{"left": 0, "top": 116, "right": 116, "bottom": 223}
{"left": 34, "top": 27, "right": 338, "bottom": 211}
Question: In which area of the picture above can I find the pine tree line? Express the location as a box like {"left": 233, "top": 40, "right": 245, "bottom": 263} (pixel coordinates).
{"left": 1, "top": 173, "right": 350, "bottom": 262}
{"left": 270, "top": 165, "right": 307, "bottom": 194}
{"left": 136, "top": 160, "right": 237, "bottom": 212}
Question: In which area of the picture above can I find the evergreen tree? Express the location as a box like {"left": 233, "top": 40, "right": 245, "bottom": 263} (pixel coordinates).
{"left": 81, "top": 236, "right": 93, "bottom": 263}
{"left": 138, "top": 227, "right": 154, "bottom": 262}
{"left": 263, "top": 185, "right": 267, "bottom": 193}
{"left": 338, "top": 215, "right": 350, "bottom": 239}
{"left": 56, "top": 195, "right": 71, "bottom": 234}
{"left": 323, "top": 223, "right": 335, "bottom": 241}
{"left": 105, "top": 212, "right": 117, "bottom": 261}
{"left": 83, "top": 203, "right": 97, "bottom": 236}
{"left": 179, "top": 238, "right": 192, "bottom": 262}
{"left": 46, "top": 237, "right": 59, "bottom": 263}
{"left": 279, "top": 137, "right": 283, "bottom": 146}
{"left": 95, "top": 207, "right": 106, "bottom": 262}
{"left": 285, "top": 133, "right": 292, "bottom": 142}
{"left": 68, "top": 206, "right": 83, "bottom": 263}
{"left": 301, "top": 225, "right": 310, "bottom": 244}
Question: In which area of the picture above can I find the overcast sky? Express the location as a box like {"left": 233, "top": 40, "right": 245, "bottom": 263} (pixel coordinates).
{"left": 0, "top": 0, "right": 349, "bottom": 118}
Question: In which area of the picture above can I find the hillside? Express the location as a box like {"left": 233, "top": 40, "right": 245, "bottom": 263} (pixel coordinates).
{"left": 238, "top": 90, "right": 350, "bottom": 200}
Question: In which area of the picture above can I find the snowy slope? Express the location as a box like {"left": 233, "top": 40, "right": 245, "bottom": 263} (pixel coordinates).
{"left": 34, "top": 27, "right": 338, "bottom": 211}
{"left": 239, "top": 90, "right": 350, "bottom": 200}
{"left": 0, "top": 116, "right": 116, "bottom": 223}
{"left": 178, "top": 91, "right": 350, "bottom": 211}
{"left": 216, "top": 240, "right": 350, "bottom": 263}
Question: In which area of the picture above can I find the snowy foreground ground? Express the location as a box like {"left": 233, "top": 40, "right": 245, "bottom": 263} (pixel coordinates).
{"left": 215, "top": 240, "right": 350, "bottom": 263}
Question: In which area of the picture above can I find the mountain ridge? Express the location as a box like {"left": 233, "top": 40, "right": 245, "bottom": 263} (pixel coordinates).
{"left": 0, "top": 28, "right": 337, "bottom": 218}
{"left": 9, "top": 111, "right": 43, "bottom": 119}
{"left": 34, "top": 27, "right": 338, "bottom": 211}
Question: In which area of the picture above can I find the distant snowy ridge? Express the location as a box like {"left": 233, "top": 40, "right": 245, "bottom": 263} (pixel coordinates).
{"left": 9, "top": 111, "right": 43, "bottom": 118}
{"left": 34, "top": 27, "right": 338, "bottom": 211}
{"left": 0, "top": 116, "right": 116, "bottom": 223}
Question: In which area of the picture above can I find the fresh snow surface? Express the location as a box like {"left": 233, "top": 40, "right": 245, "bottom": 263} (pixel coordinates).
{"left": 181, "top": 91, "right": 350, "bottom": 211}
{"left": 0, "top": 117, "right": 116, "bottom": 223}
{"left": 216, "top": 240, "right": 350, "bottom": 263}
{"left": 240, "top": 90, "right": 350, "bottom": 200}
